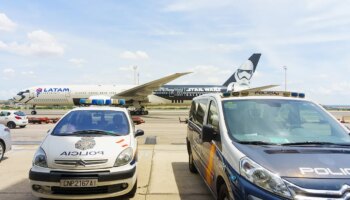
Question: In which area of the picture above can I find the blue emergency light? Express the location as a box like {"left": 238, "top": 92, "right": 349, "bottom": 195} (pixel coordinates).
{"left": 79, "top": 98, "right": 126, "bottom": 106}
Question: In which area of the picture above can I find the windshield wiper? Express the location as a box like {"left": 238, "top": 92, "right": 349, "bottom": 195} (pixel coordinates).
{"left": 238, "top": 141, "right": 275, "bottom": 145}
{"left": 71, "top": 130, "right": 120, "bottom": 136}
{"left": 281, "top": 141, "right": 350, "bottom": 146}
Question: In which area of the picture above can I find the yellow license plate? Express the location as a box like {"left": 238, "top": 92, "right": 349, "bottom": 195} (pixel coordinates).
{"left": 60, "top": 179, "right": 97, "bottom": 187}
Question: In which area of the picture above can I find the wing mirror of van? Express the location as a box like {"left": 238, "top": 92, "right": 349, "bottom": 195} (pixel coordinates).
{"left": 135, "top": 129, "right": 144, "bottom": 137}
{"left": 202, "top": 125, "right": 216, "bottom": 142}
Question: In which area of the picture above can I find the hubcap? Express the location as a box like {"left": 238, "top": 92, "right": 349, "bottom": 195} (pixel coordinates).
{"left": 0, "top": 145, "right": 3, "bottom": 158}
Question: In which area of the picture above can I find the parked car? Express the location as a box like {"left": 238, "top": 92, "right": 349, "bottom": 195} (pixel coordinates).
{"left": 0, "top": 124, "right": 12, "bottom": 161}
{"left": 187, "top": 90, "right": 350, "bottom": 200}
{"left": 0, "top": 110, "right": 29, "bottom": 129}
{"left": 29, "top": 105, "right": 144, "bottom": 199}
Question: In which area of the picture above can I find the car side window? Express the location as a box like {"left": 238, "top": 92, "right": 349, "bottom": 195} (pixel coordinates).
{"left": 207, "top": 100, "right": 220, "bottom": 132}
{"left": 194, "top": 99, "right": 208, "bottom": 128}
{"left": 0, "top": 112, "right": 4, "bottom": 116}
{"left": 189, "top": 101, "right": 197, "bottom": 122}
{"left": 7, "top": 112, "right": 11, "bottom": 116}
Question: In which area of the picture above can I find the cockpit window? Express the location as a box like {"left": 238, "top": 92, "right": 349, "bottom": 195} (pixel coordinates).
{"left": 52, "top": 110, "right": 130, "bottom": 136}
{"left": 223, "top": 99, "right": 350, "bottom": 145}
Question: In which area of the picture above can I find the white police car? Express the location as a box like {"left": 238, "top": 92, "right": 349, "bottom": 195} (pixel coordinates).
{"left": 29, "top": 99, "right": 144, "bottom": 199}
{"left": 187, "top": 90, "right": 350, "bottom": 200}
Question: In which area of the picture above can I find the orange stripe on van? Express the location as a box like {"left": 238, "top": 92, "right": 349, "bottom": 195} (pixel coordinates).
{"left": 205, "top": 144, "right": 216, "bottom": 185}
{"left": 116, "top": 139, "right": 125, "bottom": 143}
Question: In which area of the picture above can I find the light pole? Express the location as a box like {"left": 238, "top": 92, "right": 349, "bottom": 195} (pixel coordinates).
{"left": 283, "top": 66, "right": 287, "bottom": 91}
{"left": 133, "top": 66, "right": 138, "bottom": 85}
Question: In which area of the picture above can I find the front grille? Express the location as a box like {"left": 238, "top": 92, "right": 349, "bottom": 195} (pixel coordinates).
{"left": 51, "top": 184, "right": 126, "bottom": 195}
{"left": 55, "top": 159, "right": 108, "bottom": 167}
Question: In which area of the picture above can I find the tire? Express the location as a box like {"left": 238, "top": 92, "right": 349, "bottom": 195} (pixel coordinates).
{"left": 7, "top": 121, "right": 16, "bottom": 129}
{"left": 189, "top": 151, "right": 198, "bottom": 173}
{"left": 126, "top": 180, "right": 137, "bottom": 198}
{"left": 20, "top": 125, "right": 26, "bottom": 128}
{"left": 218, "top": 183, "right": 229, "bottom": 200}
{"left": 145, "top": 110, "right": 149, "bottom": 115}
{"left": 0, "top": 142, "right": 4, "bottom": 161}
{"left": 31, "top": 110, "right": 37, "bottom": 115}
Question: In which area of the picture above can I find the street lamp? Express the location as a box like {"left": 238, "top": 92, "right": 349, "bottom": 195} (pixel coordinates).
{"left": 133, "top": 66, "right": 138, "bottom": 85}
{"left": 283, "top": 66, "right": 287, "bottom": 91}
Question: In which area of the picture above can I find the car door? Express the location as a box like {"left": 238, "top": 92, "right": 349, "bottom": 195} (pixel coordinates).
{"left": 188, "top": 99, "right": 208, "bottom": 174}
{"left": 0, "top": 111, "right": 5, "bottom": 125}
{"left": 0, "top": 111, "right": 10, "bottom": 125}
{"left": 201, "top": 99, "right": 221, "bottom": 187}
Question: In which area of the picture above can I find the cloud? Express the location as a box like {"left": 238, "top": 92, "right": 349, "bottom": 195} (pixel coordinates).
{"left": 21, "top": 70, "right": 36, "bottom": 77}
{"left": 150, "top": 30, "right": 184, "bottom": 36}
{"left": 183, "top": 65, "right": 231, "bottom": 84}
{"left": 0, "top": 30, "right": 64, "bottom": 56}
{"left": 118, "top": 66, "right": 133, "bottom": 71}
{"left": 119, "top": 51, "right": 149, "bottom": 60}
{"left": 3, "top": 68, "right": 15, "bottom": 74}
{"left": 0, "top": 13, "right": 17, "bottom": 31}
{"left": 69, "top": 58, "right": 87, "bottom": 66}
{"left": 2, "top": 68, "right": 16, "bottom": 79}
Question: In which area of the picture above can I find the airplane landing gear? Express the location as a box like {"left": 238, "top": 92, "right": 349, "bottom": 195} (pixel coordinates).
{"left": 31, "top": 105, "right": 37, "bottom": 115}
{"left": 130, "top": 106, "right": 149, "bottom": 115}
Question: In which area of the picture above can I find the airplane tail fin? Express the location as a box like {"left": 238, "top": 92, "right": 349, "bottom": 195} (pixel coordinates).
{"left": 223, "top": 53, "right": 261, "bottom": 86}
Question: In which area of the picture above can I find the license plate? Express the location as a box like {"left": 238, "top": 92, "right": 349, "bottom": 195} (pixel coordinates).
{"left": 60, "top": 179, "right": 97, "bottom": 187}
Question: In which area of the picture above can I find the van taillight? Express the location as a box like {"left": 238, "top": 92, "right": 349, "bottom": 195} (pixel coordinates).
{"left": 15, "top": 116, "right": 21, "bottom": 120}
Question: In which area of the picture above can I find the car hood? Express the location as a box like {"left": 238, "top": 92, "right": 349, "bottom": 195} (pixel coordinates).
{"left": 42, "top": 135, "right": 131, "bottom": 169}
{"left": 235, "top": 143, "right": 350, "bottom": 179}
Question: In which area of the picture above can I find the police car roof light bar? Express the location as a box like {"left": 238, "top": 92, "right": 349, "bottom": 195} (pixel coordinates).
{"left": 78, "top": 98, "right": 126, "bottom": 106}
{"left": 221, "top": 91, "right": 306, "bottom": 98}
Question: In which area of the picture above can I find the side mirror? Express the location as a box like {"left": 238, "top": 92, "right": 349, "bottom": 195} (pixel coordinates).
{"left": 202, "top": 125, "right": 216, "bottom": 143}
{"left": 135, "top": 129, "right": 144, "bottom": 137}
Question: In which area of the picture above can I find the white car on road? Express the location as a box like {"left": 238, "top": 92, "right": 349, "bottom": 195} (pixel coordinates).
{"left": 29, "top": 106, "right": 144, "bottom": 199}
{"left": 0, "top": 124, "right": 12, "bottom": 161}
{"left": 0, "top": 110, "right": 28, "bottom": 129}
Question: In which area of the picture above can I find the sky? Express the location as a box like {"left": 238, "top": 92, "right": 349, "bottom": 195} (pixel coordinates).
{"left": 0, "top": 0, "right": 350, "bottom": 104}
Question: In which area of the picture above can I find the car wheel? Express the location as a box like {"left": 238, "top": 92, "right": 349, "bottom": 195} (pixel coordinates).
{"left": 189, "top": 151, "right": 198, "bottom": 173}
{"left": 31, "top": 110, "right": 37, "bottom": 115}
{"left": 218, "top": 183, "right": 229, "bottom": 200}
{"left": 7, "top": 121, "right": 16, "bottom": 129}
{"left": 20, "top": 125, "right": 26, "bottom": 128}
{"left": 126, "top": 180, "right": 137, "bottom": 198}
{"left": 145, "top": 110, "right": 149, "bottom": 115}
{"left": 0, "top": 142, "right": 4, "bottom": 161}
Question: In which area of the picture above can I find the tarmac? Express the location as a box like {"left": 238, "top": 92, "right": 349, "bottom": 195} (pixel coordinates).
{"left": 0, "top": 109, "right": 349, "bottom": 200}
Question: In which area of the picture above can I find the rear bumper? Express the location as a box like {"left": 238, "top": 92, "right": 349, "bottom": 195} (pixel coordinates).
{"left": 29, "top": 166, "right": 137, "bottom": 199}
{"left": 15, "top": 120, "right": 28, "bottom": 126}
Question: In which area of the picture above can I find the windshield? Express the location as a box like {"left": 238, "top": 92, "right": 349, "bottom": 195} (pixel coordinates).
{"left": 222, "top": 99, "right": 350, "bottom": 145}
{"left": 52, "top": 110, "right": 130, "bottom": 136}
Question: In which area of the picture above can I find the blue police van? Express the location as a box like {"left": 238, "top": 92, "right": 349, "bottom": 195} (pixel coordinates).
{"left": 186, "top": 90, "right": 350, "bottom": 200}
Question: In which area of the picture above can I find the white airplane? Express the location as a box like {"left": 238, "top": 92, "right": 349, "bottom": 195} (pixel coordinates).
{"left": 12, "top": 72, "right": 190, "bottom": 115}
{"left": 12, "top": 53, "right": 270, "bottom": 115}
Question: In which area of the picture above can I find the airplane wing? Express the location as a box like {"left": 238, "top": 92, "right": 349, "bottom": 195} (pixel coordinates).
{"left": 113, "top": 72, "right": 191, "bottom": 98}
{"left": 241, "top": 85, "right": 279, "bottom": 92}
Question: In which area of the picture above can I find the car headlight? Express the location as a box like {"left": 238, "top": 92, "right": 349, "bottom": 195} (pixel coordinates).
{"left": 240, "top": 157, "right": 292, "bottom": 198}
{"left": 114, "top": 147, "right": 133, "bottom": 167}
{"left": 33, "top": 147, "right": 48, "bottom": 168}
